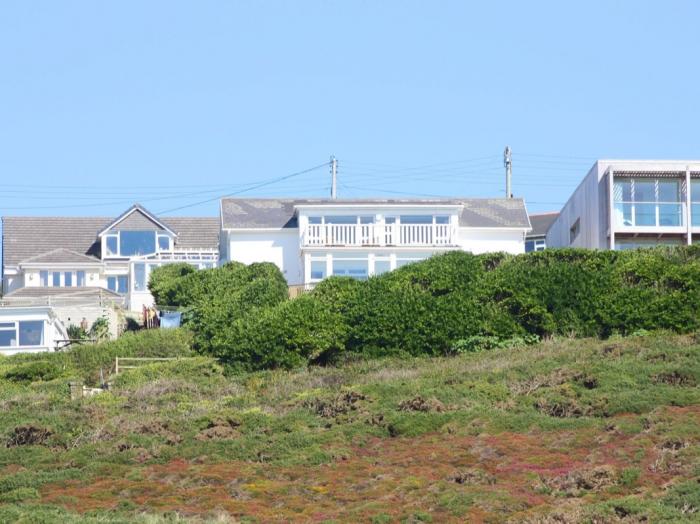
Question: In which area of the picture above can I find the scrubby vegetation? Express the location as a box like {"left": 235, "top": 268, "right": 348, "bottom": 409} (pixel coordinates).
{"left": 0, "top": 332, "right": 698, "bottom": 521}
{"left": 1, "top": 247, "right": 699, "bottom": 521}
{"left": 153, "top": 246, "right": 700, "bottom": 370}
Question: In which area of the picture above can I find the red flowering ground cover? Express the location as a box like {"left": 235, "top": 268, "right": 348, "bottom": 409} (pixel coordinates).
{"left": 1, "top": 334, "right": 699, "bottom": 522}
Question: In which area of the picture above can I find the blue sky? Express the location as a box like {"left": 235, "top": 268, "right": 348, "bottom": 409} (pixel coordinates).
{"left": 1, "top": 1, "right": 699, "bottom": 218}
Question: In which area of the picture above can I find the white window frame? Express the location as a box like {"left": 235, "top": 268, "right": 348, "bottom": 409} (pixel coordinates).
{"left": 0, "top": 320, "right": 45, "bottom": 348}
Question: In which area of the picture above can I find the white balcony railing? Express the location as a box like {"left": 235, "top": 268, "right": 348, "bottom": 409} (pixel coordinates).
{"left": 614, "top": 201, "right": 685, "bottom": 228}
{"left": 302, "top": 223, "right": 456, "bottom": 247}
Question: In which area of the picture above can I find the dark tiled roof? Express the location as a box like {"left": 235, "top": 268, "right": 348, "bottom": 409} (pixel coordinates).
{"left": 221, "top": 198, "right": 531, "bottom": 229}
{"left": 527, "top": 212, "right": 559, "bottom": 237}
{"left": 3, "top": 286, "right": 121, "bottom": 298}
{"left": 2, "top": 215, "right": 220, "bottom": 267}
{"left": 164, "top": 218, "right": 220, "bottom": 250}
{"left": 19, "top": 248, "right": 104, "bottom": 266}
{"left": 2, "top": 216, "right": 108, "bottom": 267}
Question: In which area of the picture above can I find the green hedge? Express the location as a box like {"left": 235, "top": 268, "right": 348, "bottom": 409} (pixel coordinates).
{"left": 149, "top": 247, "right": 700, "bottom": 370}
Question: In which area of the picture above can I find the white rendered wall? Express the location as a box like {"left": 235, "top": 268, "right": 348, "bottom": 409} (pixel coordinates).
{"left": 22, "top": 268, "right": 102, "bottom": 288}
{"left": 456, "top": 229, "right": 526, "bottom": 254}
{"left": 228, "top": 230, "right": 303, "bottom": 285}
{"left": 0, "top": 308, "right": 67, "bottom": 355}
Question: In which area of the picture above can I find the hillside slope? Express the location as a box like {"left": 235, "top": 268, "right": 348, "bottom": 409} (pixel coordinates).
{"left": 0, "top": 333, "right": 699, "bottom": 522}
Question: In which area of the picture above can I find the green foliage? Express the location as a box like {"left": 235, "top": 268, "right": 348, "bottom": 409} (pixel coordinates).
{"left": 213, "top": 295, "right": 348, "bottom": 370}
{"left": 66, "top": 324, "right": 88, "bottom": 341}
{"left": 3, "top": 360, "right": 63, "bottom": 383}
{"left": 148, "top": 262, "right": 198, "bottom": 307}
{"left": 157, "top": 247, "right": 700, "bottom": 371}
{"left": 0, "top": 333, "right": 698, "bottom": 521}
{"left": 0, "top": 487, "right": 40, "bottom": 503}
{"left": 661, "top": 478, "right": 700, "bottom": 513}
{"left": 111, "top": 356, "right": 223, "bottom": 388}
{"left": 187, "top": 262, "right": 290, "bottom": 356}
{"left": 64, "top": 328, "right": 194, "bottom": 384}
{"left": 450, "top": 334, "right": 540, "bottom": 354}
{"left": 88, "top": 316, "right": 110, "bottom": 342}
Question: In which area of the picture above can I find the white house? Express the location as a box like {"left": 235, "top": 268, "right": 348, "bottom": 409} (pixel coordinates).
{"left": 2, "top": 204, "right": 220, "bottom": 314}
{"left": 219, "top": 198, "right": 532, "bottom": 285}
{"left": 0, "top": 306, "right": 68, "bottom": 355}
{"left": 547, "top": 160, "right": 700, "bottom": 250}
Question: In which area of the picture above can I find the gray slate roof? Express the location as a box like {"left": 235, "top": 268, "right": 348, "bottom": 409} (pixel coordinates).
{"left": 527, "top": 212, "right": 559, "bottom": 238}
{"left": 3, "top": 286, "right": 122, "bottom": 298}
{"left": 2, "top": 214, "right": 220, "bottom": 267}
{"left": 221, "top": 198, "right": 531, "bottom": 229}
{"left": 19, "top": 248, "right": 104, "bottom": 266}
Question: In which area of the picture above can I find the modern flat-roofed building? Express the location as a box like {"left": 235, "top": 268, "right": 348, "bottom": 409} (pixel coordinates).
{"left": 546, "top": 160, "right": 700, "bottom": 250}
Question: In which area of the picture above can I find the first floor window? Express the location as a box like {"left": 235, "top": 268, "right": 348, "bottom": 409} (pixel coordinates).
{"left": 374, "top": 259, "right": 391, "bottom": 275}
{"left": 0, "top": 321, "right": 44, "bottom": 347}
{"left": 52, "top": 272, "right": 61, "bottom": 287}
{"left": 64, "top": 272, "right": 73, "bottom": 287}
{"left": 77, "top": 271, "right": 86, "bottom": 287}
{"left": 525, "top": 239, "right": 546, "bottom": 253}
{"left": 19, "top": 321, "right": 43, "bottom": 346}
{"left": 615, "top": 238, "right": 683, "bottom": 250}
{"left": 310, "top": 260, "right": 326, "bottom": 280}
{"left": 0, "top": 322, "right": 16, "bottom": 347}
{"left": 107, "top": 275, "right": 129, "bottom": 294}
{"left": 332, "top": 259, "right": 368, "bottom": 280}
{"left": 40, "top": 271, "right": 48, "bottom": 287}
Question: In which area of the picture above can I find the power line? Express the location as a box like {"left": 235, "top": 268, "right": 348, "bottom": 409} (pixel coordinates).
{"left": 157, "top": 161, "right": 330, "bottom": 215}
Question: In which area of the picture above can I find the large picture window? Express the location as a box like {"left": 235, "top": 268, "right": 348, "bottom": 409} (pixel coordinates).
{"left": 19, "top": 321, "right": 44, "bottom": 346}
{"left": 332, "top": 259, "right": 368, "bottom": 279}
{"left": 613, "top": 178, "right": 682, "bottom": 227}
{"left": 120, "top": 231, "right": 156, "bottom": 256}
{"left": 0, "top": 320, "right": 44, "bottom": 347}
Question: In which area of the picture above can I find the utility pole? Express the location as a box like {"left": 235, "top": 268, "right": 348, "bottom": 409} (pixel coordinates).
{"left": 330, "top": 155, "right": 338, "bottom": 200}
{"left": 504, "top": 146, "right": 512, "bottom": 198}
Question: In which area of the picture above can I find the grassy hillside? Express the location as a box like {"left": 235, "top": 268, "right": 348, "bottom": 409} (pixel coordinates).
{"left": 0, "top": 332, "right": 699, "bottom": 522}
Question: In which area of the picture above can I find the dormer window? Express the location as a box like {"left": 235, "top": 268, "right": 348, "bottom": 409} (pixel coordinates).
{"left": 102, "top": 231, "right": 173, "bottom": 258}
{"left": 120, "top": 231, "right": 156, "bottom": 256}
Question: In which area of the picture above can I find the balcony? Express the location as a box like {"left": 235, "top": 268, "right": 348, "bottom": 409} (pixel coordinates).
{"left": 301, "top": 223, "right": 457, "bottom": 247}
{"left": 614, "top": 202, "right": 685, "bottom": 229}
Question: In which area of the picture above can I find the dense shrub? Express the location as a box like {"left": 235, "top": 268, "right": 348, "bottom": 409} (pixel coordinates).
{"left": 3, "top": 361, "right": 63, "bottom": 383}
{"left": 211, "top": 295, "right": 348, "bottom": 370}
{"left": 148, "top": 262, "right": 198, "bottom": 307}
{"left": 186, "top": 263, "right": 289, "bottom": 355}
{"left": 147, "top": 247, "right": 700, "bottom": 371}
{"left": 450, "top": 334, "right": 540, "bottom": 354}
